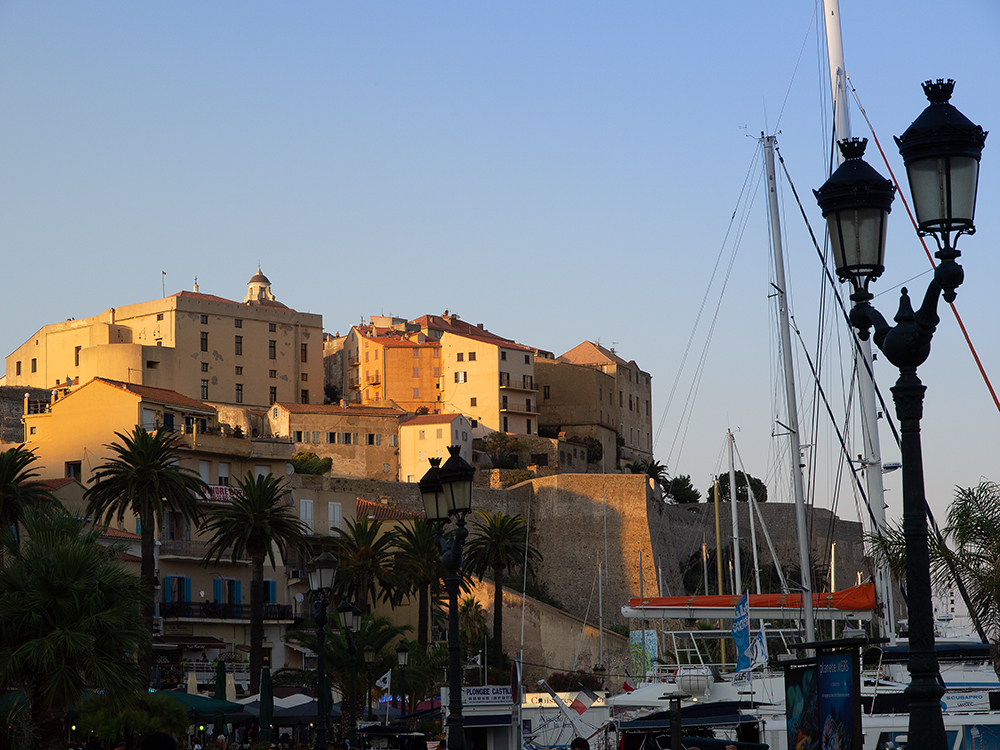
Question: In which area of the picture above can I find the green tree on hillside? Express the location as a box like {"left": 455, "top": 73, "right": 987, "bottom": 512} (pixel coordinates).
{"left": 706, "top": 471, "right": 768, "bottom": 503}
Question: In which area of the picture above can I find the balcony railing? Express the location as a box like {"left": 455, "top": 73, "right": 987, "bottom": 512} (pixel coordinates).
{"left": 500, "top": 403, "right": 540, "bottom": 415}
{"left": 158, "top": 535, "right": 250, "bottom": 562}
{"left": 498, "top": 375, "right": 538, "bottom": 392}
{"left": 160, "top": 600, "right": 293, "bottom": 621}
{"left": 365, "top": 374, "right": 382, "bottom": 385}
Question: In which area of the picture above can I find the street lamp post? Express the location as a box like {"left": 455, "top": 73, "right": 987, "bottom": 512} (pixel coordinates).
{"left": 307, "top": 552, "right": 340, "bottom": 750}
{"left": 815, "top": 79, "right": 986, "bottom": 750}
{"left": 364, "top": 644, "right": 376, "bottom": 722}
{"left": 396, "top": 640, "right": 409, "bottom": 716}
{"left": 337, "top": 598, "right": 363, "bottom": 748}
{"left": 419, "top": 446, "right": 476, "bottom": 750}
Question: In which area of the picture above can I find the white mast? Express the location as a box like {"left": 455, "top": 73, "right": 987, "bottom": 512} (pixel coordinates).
{"left": 728, "top": 430, "right": 743, "bottom": 595}
{"left": 822, "top": 0, "right": 896, "bottom": 642}
{"left": 763, "top": 134, "right": 815, "bottom": 643}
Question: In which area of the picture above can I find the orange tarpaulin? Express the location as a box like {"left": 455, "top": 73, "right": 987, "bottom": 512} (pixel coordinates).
{"left": 628, "top": 582, "right": 876, "bottom": 611}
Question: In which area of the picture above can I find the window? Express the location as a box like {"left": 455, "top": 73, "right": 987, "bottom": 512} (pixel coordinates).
{"left": 235, "top": 384, "right": 243, "bottom": 403}
{"left": 269, "top": 369, "right": 276, "bottom": 378}
{"left": 471, "top": 419, "right": 478, "bottom": 428}
{"left": 433, "top": 367, "right": 440, "bottom": 377}
{"left": 418, "top": 430, "right": 425, "bottom": 440}
{"left": 629, "top": 395, "right": 633, "bottom": 411}
{"left": 269, "top": 386, "right": 277, "bottom": 405}
{"left": 199, "top": 461, "right": 211, "bottom": 483}
{"left": 300, "top": 390, "right": 309, "bottom": 404}
{"left": 235, "top": 318, "right": 242, "bottom": 328}
{"left": 327, "top": 432, "right": 335, "bottom": 443}
{"left": 29, "top": 426, "right": 36, "bottom": 435}
{"left": 469, "top": 352, "right": 476, "bottom": 361}
{"left": 413, "top": 388, "right": 420, "bottom": 398}
{"left": 65, "top": 461, "right": 81, "bottom": 481}
{"left": 390, "top": 435, "right": 398, "bottom": 447}
{"left": 201, "top": 380, "right": 209, "bottom": 399}
{"left": 412, "top": 348, "right": 419, "bottom": 358}
{"left": 200, "top": 332, "right": 209, "bottom": 352}
{"left": 200, "top": 315, "right": 209, "bottom": 324}
{"left": 454, "top": 372, "right": 467, "bottom": 383}
{"left": 501, "top": 351, "right": 507, "bottom": 361}
{"left": 328, "top": 502, "right": 342, "bottom": 532}
{"left": 619, "top": 391, "right": 623, "bottom": 407}
{"left": 31, "top": 358, "right": 36, "bottom": 373}
{"left": 434, "top": 428, "right": 443, "bottom": 438}
{"left": 74, "top": 346, "right": 81, "bottom": 366}
{"left": 383, "top": 463, "right": 390, "bottom": 473}
{"left": 418, "top": 450, "right": 426, "bottom": 462}
{"left": 269, "top": 323, "right": 276, "bottom": 332}
{"left": 374, "top": 349, "right": 379, "bottom": 360}
{"left": 15, "top": 361, "right": 20, "bottom": 376}
{"left": 300, "top": 499, "right": 314, "bottom": 533}
{"left": 366, "top": 433, "right": 376, "bottom": 445}
{"left": 201, "top": 362, "right": 209, "bottom": 372}
{"left": 218, "top": 462, "right": 230, "bottom": 486}
{"left": 301, "top": 373, "right": 308, "bottom": 381}
{"left": 413, "top": 367, "right": 419, "bottom": 377}
{"left": 525, "top": 354, "right": 530, "bottom": 364}
{"left": 646, "top": 400, "right": 650, "bottom": 415}
{"left": 432, "top": 348, "right": 439, "bottom": 358}
{"left": 156, "top": 313, "right": 164, "bottom": 321}
{"left": 312, "top": 431, "right": 320, "bottom": 443}
{"left": 269, "top": 340, "right": 276, "bottom": 359}
{"left": 272, "top": 408, "right": 278, "bottom": 418}
{"left": 503, "top": 416, "right": 508, "bottom": 431}
{"left": 295, "top": 431, "right": 304, "bottom": 443}
{"left": 526, "top": 399, "right": 532, "bottom": 411}
{"left": 526, "top": 419, "right": 532, "bottom": 434}
{"left": 502, "top": 395, "right": 508, "bottom": 409}
{"left": 300, "top": 343, "right": 308, "bottom": 363}
{"left": 235, "top": 366, "right": 242, "bottom": 375}
{"left": 235, "top": 335, "right": 243, "bottom": 355}
{"left": 470, "top": 397, "right": 477, "bottom": 407}
{"left": 457, "top": 353, "right": 464, "bottom": 362}
{"left": 343, "top": 432, "right": 354, "bottom": 445}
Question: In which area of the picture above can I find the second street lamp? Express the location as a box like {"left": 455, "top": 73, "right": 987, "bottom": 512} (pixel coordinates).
{"left": 396, "top": 640, "right": 409, "bottom": 716}
{"left": 337, "top": 598, "right": 362, "bottom": 748}
{"left": 419, "top": 445, "right": 476, "bottom": 750}
{"left": 306, "top": 552, "right": 339, "bottom": 750}
{"left": 815, "top": 79, "right": 986, "bottom": 750}
{"left": 364, "top": 644, "right": 376, "bottom": 722}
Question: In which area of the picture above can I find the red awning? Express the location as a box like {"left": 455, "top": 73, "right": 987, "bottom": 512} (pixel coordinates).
{"left": 628, "top": 582, "right": 876, "bottom": 611}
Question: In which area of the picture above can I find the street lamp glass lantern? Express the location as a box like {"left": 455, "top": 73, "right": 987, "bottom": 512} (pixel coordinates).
{"left": 895, "top": 79, "right": 987, "bottom": 239}
{"left": 396, "top": 640, "right": 409, "bottom": 667}
{"left": 419, "top": 458, "right": 449, "bottom": 523}
{"left": 813, "top": 138, "right": 895, "bottom": 295}
{"left": 438, "top": 445, "right": 475, "bottom": 516}
{"left": 337, "top": 598, "right": 354, "bottom": 630}
{"left": 351, "top": 603, "right": 362, "bottom": 633}
{"left": 364, "top": 645, "right": 376, "bottom": 665}
{"left": 306, "top": 551, "right": 339, "bottom": 592}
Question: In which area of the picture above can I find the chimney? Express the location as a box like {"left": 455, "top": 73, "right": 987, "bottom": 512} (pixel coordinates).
{"left": 477, "top": 323, "right": 484, "bottom": 329}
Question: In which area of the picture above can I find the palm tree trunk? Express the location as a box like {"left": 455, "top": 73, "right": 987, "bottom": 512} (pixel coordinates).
{"left": 492, "top": 564, "right": 504, "bottom": 668}
{"left": 250, "top": 552, "right": 265, "bottom": 695}
{"left": 140, "top": 513, "right": 156, "bottom": 686}
{"left": 418, "top": 582, "right": 429, "bottom": 649}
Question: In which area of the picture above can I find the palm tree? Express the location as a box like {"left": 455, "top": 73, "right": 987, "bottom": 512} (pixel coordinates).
{"left": 0, "top": 445, "right": 56, "bottom": 549}
{"left": 394, "top": 518, "right": 447, "bottom": 649}
{"left": 85, "top": 426, "right": 206, "bottom": 677}
{"left": 332, "top": 517, "right": 400, "bottom": 614}
{"left": 200, "top": 471, "right": 309, "bottom": 694}
{"left": 463, "top": 511, "right": 541, "bottom": 668}
{"left": 0, "top": 509, "right": 147, "bottom": 750}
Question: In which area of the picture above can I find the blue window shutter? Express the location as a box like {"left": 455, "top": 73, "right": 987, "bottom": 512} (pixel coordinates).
{"left": 183, "top": 578, "right": 191, "bottom": 602}
{"left": 164, "top": 577, "right": 172, "bottom": 603}
{"left": 266, "top": 580, "right": 276, "bottom": 604}
{"left": 214, "top": 580, "right": 221, "bottom": 602}
{"left": 136, "top": 518, "right": 141, "bottom": 535}
{"left": 234, "top": 581, "right": 242, "bottom": 603}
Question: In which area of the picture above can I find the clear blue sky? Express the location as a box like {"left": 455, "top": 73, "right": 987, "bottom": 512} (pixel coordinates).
{"left": 1, "top": 1, "right": 997, "bottom": 531}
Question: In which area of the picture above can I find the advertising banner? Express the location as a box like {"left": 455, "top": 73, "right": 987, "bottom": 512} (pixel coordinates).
{"left": 817, "top": 652, "right": 861, "bottom": 750}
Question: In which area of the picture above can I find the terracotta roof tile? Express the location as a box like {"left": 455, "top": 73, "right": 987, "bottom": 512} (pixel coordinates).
{"left": 92, "top": 378, "right": 217, "bottom": 413}
{"left": 36, "top": 477, "right": 76, "bottom": 490}
{"left": 401, "top": 413, "right": 466, "bottom": 426}
{"left": 100, "top": 527, "right": 142, "bottom": 540}
{"left": 357, "top": 497, "right": 422, "bottom": 521}
{"left": 276, "top": 403, "right": 405, "bottom": 417}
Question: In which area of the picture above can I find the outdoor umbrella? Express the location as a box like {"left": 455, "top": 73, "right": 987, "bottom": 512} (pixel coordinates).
{"left": 259, "top": 667, "right": 274, "bottom": 745}
{"left": 213, "top": 661, "right": 227, "bottom": 737}
{"left": 157, "top": 691, "right": 245, "bottom": 721}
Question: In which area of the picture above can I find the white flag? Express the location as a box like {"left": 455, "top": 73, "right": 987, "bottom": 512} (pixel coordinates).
{"left": 747, "top": 630, "right": 768, "bottom": 670}
{"left": 375, "top": 669, "right": 392, "bottom": 691}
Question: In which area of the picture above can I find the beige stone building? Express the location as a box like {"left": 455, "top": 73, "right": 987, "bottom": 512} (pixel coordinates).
{"left": 398, "top": 412, "right": 473, "bottom": 482}
{"left": 2, "top": 269, "right": 323, "bottom": 411}
{"left": 266, "top": 401, "right": 407, "bottom": 480}
{"left": 552, "top": 341, "right": 653, "bottom": 465}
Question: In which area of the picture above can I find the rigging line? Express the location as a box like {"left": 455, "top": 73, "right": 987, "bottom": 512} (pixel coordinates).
{"left": 653, "top": 146, "right": 763, "bottom": 451}
{"left": 774, "top": 1, "right": 819, "bottom": 132}
{"left": 774, "top": 144, "right": 989, "bottom": 639}
{"left": 574, "top": 568, "right": 600, "bottom": 672}
{"left": 846, "top": 73, "right": 1000, "bottom": 418}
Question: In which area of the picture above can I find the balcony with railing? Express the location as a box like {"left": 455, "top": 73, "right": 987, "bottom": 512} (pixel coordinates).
{"left": 158, "top": 537, "right": 251, "bottom": 561}
{"left": 499, "top": 374, "right": 538, "bottom": 392}
{"left": 499, "top": 401, "right": 540, "bottom": 416}
{"left": 365, "top": 373, "right": 382, "bottom": 385}
{"left": 159, "top": 600, "right": 293, "bottom": 622}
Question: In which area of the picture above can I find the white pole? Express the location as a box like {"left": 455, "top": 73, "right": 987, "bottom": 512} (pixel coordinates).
{"left": 728, "top": 430, "right": 742, "bottom": 594}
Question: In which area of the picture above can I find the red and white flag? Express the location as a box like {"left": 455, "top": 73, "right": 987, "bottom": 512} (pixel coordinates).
{"left": 570, "top": 686, "right": 598, "bottom": 715}
{"left": 622, "top": 679, "right": 635, "bottom": 694}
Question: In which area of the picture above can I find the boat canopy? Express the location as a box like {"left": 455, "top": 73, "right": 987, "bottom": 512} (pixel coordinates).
{"left": 622, "top": 582, "right": 876, "bottom": 621}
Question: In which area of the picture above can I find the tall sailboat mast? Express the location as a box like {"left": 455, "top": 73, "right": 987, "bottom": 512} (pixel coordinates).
{"left": 763, "top": 135, "right": 815, "bottom": 643}
{"left": 822, "top": 0, "right": 896, "bottom": 641}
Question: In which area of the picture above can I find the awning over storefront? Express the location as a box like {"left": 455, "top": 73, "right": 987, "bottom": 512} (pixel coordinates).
{"left": 153, "top": 635, "right": 227, "bottom": 650}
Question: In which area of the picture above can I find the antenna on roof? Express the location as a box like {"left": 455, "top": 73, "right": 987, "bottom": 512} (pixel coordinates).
{"left": 611, "top": 341, "right": 618, "bottom": 353}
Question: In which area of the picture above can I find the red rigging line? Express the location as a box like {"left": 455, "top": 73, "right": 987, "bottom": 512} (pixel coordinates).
{"left": 847, "top": 75, "right": 1000, "bottom": 416}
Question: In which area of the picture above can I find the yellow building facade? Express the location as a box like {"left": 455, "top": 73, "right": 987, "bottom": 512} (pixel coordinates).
{"left": 398, "top": 413, "right": 473, "bottom": 482}
{"left": 3, "top": 270, "right": 323, "bottom": 411}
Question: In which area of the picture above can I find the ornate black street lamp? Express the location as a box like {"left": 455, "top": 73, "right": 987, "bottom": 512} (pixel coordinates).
{"left": 337, "top": 597, "right": 363, "bottom": 747}
{"left": 418, "top": 446, "right": 476, "bottom": 750}
{"left": 815, "top": 79, "right": 986, "bottom": 750}
{"left": 364, "top": 644, "right": 376, "bottom": 721}
{"left": 307, "top": 551, "right": 339, "bottom": 750}
{"left": 396, "top": 640, "right": 409, "bottom": 715}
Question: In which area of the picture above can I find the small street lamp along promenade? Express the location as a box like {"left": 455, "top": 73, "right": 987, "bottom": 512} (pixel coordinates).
{"left": 307, "top": 551, "right": 339, "bottom": 750}
{"left": 337, "top": 596, "right": 363, "bottom": 747}
{"left": 815, "top": 79, "right": 986, "bottom": 750}
{"left": 364, "top": 644, "right": 376, "bottom": 721}
{"left": 418, "top": 445, "right": 476, "bottom": 750}
{"left": 396, "top": 639, "right": 409, "bottom": 715}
